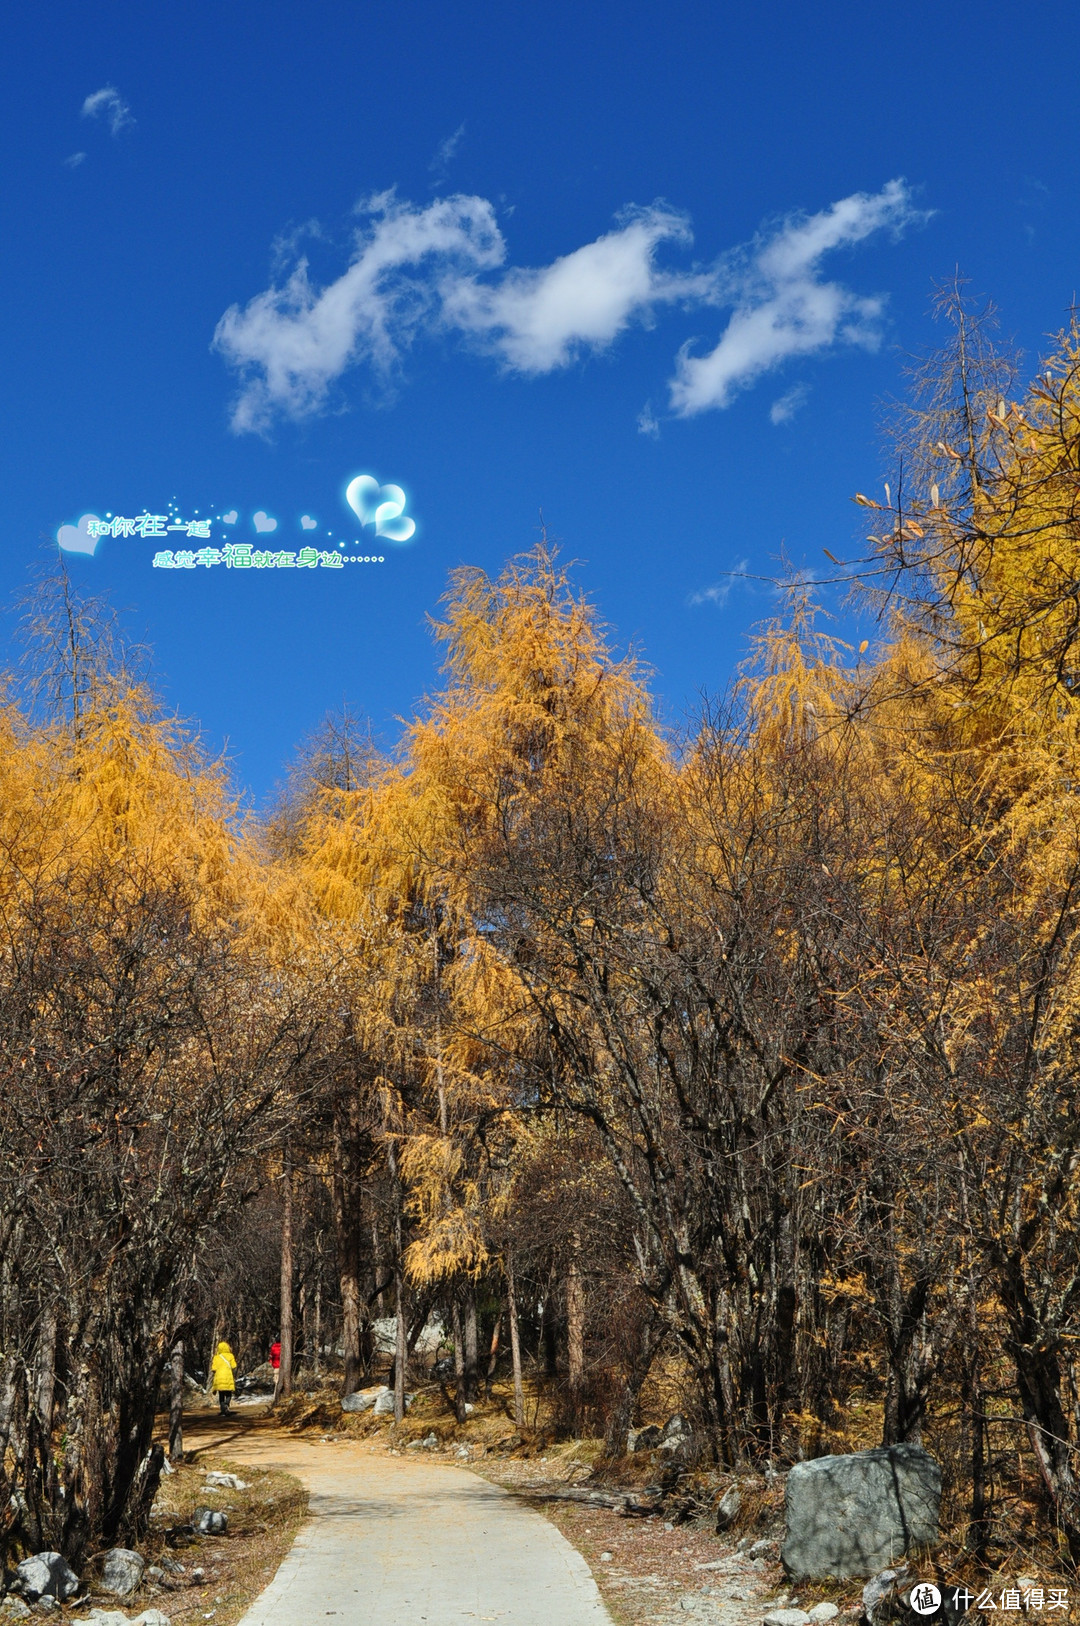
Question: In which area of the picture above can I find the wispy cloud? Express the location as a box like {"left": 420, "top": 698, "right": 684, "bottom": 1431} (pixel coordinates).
{"left": 443, "top": 204, "right": 700, "bottom": 372}
{"left": 214, "top": 191, "right": 504, "bottom": 433}
{"left": 81, "top": 86, "right": 133, "bottom": 136}
{"left": 63, "top": 151, "right": 87, "bottom": 169}
{"left": 769, "top": 382, "right": 809, "bottom": 425}
{"left": 215, "top": 180, "right": 926, "bottom": 434}
{"left": 430, "top": 123, "right": 466, "bottom": 175}
{"left": 670, "top": 180, "right": 927, "bottom": 416}
{"left": 689, "top": 561, "right": 749, "bottom": 609}
{"left": 637, "top": 402, "right": 660, "bottom": 439}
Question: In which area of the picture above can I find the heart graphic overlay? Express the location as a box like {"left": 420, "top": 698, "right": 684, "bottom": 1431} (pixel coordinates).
{"left": 300, "top": 515, "right": 317, "bottom": 530}
{"left": 345, "top": 476, "right": 416, "bottom": 543}
{"left": 222, "top": 510, "right": 239, "bottom": 525}
{"left": 57, "top": 514, "right": 102, "bottom": 556}
{"left": 252, "top": 511, "right": 278, "bottom": 533}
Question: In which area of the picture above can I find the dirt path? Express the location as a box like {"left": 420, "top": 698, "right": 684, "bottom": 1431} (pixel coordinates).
{"left": 188, "top": 1419, "right": 614, "bottom": 1626}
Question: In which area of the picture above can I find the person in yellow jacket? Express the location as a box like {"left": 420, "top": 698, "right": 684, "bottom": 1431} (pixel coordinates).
{"left": 211, "top": 1341, "right": 237, "bottom": 1416}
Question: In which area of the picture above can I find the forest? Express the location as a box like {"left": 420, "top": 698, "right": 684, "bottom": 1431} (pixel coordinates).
{"left": 3, "top": 295, "right": 1080, "bottom": 1578}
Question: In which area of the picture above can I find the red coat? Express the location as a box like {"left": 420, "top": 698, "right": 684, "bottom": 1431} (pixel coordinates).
{"left": 270, "top": 1342, "right": 281, "bottom": 1370}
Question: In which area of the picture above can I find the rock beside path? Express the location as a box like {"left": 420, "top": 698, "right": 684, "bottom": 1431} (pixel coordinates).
{"left": 72, "top": 1612, "right": 170, "bottom": 1626}
{"left": 193, "top": 1506, "right": 228, "bottom": 1534}
{"left": 101, "top": 1549, "right": 145, "bottom": 1597}
{"left": 14, "top": 1552, "right": 80, "bottom": 1603}
{"left": 782, "top": 1445, "right": 940, "bottom": 1580}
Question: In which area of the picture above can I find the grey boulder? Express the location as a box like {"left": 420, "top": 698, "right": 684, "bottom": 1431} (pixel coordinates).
{"left": 631, "top": 1425, "right": 663, "bottom": 1452}
{"left": 764, "top": 1612, "right": 810, "bottom": 1626}
{"left": 341, "top": 1386, "right": 385, "bottom": 1413}
{"left": 861, "top": 1567, "right": 914, "bottom": 1626}
{"left": 203, "top": 1471, "right": 247, "bottom": 1490}
{"left": 715, "top": 1487, "right": 742, "bottom": 1531}
{"left": 193, "top": 1507, "right": 228, "bottom": 1535}
{"left": 782, "top": 1445, "right": 940, "bottom": 1580}
{"left": 14, "top": 1553, "right": 80, "bottom": 1603}
{"left": 372, "top": 1389, "right": 413, "bottom": 1416}
{"left": 100, "top": 1548, "right": 145, "bottom": 1597}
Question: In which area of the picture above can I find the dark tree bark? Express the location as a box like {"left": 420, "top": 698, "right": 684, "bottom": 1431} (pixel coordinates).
{"left": 464, "top": 1291, "right": 479, "bottom": 1404}
{"left": 277, "top": 1142, "right": 295, "bottom": 1402}
{"left": 506, "top": 1253, "right": 525, "bottom": 1430}
{"left": 168, "top": 1339, "right": 184, "bottom": 1461}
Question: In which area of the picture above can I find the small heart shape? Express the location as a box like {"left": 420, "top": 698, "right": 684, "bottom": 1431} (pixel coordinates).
{"left": 57, "top": 514, "right": 101, "bottom": 556}
{"left": 300, "top": 514, "right": 317, "bottom": 530}
{"left": 253, "top": 511, "right": 278, "bottom": 533}
{"left": 345, "top": 475, "right": 416, "bottom": 543}
{"left": 222, "top": 510, "right": 239, "bottom": 525}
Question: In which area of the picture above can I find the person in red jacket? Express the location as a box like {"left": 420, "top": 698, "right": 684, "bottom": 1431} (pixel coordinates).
{"left": 270, "top": 1339, "right": 282, "bottom": 1402}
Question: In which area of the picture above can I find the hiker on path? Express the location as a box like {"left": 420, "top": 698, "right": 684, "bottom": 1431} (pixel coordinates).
{"left": 211, "top": 1340, "right": 237, "bottom": 1415}
{"left": 270, "top": 1339, "right": 282, "bottom": 1402}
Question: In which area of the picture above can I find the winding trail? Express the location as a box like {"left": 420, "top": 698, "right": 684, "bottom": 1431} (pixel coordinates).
{"left": 189, "top": 1419, "right": 615, "bottom": 1626}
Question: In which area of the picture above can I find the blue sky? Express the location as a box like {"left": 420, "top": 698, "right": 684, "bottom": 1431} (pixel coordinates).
{"left": 3, "top": 0, "right": 1078, "bottom": 800}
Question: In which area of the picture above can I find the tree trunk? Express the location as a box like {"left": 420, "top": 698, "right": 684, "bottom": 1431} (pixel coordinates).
{"left": 394, "top": 1272, "right": 407, "bottom": 1425}
{"left": 205, "top": 1314, "right": 222, "bottom": 1395}
{"left": 332, "top": 1092, "right": 365, "bottom": 1398}
{"left": 464, "top": 1291, "right": 479, "bottom": 1403}
{"left": 506, "top": 1253, "right": 525, "bottom": 1430}
{"left": 485, "top": 1308, "right": 501, "bottom": 1399}
{"left": 35, "top": 1303, "right": 58, "bottom": 1435}
{"left": 450, "top": 1296, "right": 468, "bottom": 1423}
{"left": 567, "top": 1237, "right": 585, "bottom": 1430}
{"left": 313, "top": 1250, "right": 323, "bottom": 1382}
{"left": 603, "top": 1317, "right": 664, "bottom": 1459}
{"left": 168, "top": 1339, "right": 184, "bottom": 1460}
{"left": 999, "top": 1257, "right": 1080, "bottom": 1563}
{"left": 278, "top": 1142, "right": 294, "bottom": 1402}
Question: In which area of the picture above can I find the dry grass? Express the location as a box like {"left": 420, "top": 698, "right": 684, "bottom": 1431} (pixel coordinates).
{"left": 78, "top": 1454, "right": 307, "bottom": 1626}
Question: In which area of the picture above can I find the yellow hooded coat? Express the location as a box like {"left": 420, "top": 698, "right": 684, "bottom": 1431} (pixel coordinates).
{"left": 211, "top": 1342, "right": 236, "bottom": 1392}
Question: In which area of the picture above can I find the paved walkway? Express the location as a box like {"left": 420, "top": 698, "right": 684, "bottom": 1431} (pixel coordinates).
{"left": 196, "top": 1424, "right": 614, "bottom": 1626}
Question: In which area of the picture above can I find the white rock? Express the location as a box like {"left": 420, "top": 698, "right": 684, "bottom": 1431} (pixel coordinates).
{"left": 14, "top": 1553, "right": 80, "bottom": 1603}
{"left": 600, "top": 1552, "right": 613, "bottom": 1562}
{"left": 808, "top": 1606, "right": 839, "bottom": 1623}
{"left": 341, "top": 1386, "right": 386, "bottom": 1413}
{"left": 763, "top": 1611, "right": 811, "bottom": 1626}
{"left": 101, "top": 1548, "right": 145, "bottom": 1597}
{"left": 135, "top": 1611, "right": 172, "bottom": 1626}
{"left": 203, "top": 1472, "right": 248, "bottom": 1490}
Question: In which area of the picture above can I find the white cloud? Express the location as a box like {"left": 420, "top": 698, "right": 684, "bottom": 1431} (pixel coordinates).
{"left": 431, "top": 123, "right": 466, "bottom": 174}
{"left": 689, "top": 561, "right": 749, "bottom": 609}
{"left": 214, "top": 192, "right": 505, "bottom": 432}
{"left": 215, "top": 180, "right": 926, "bottom": 434}
{"left": 637, "top": 402, "right": 660, "bottom": 439}
{"left": 81, "top": 86, "right": 133, "bottom": 136}
{"left": 669, "top": 180, "right": 926, "bottom": 416}
{"left": 442, "top": 205, "right": 699, "bottom": 372}
{"left": 770, "top": 382, "right": 809, "bottom": 425}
